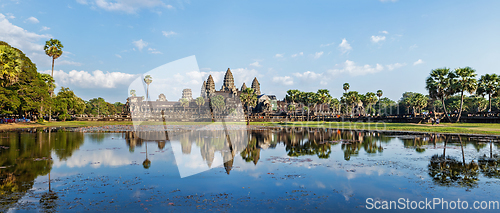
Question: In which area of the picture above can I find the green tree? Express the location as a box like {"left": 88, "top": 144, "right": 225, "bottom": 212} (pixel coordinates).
{"left": 239, "top": 88, "right": 258, "bottom": 125}
{"left": 130, "top": 89, "right": 136, "bottom": 97}
{"left": 362, "top": 92, "right": 378, "bottom": 115}
{"left": 477, "top": 74, "right": 499, "bottom": 112}
{"left": 0, "top": 45, "right": 22, "bottom": 87}
{"left": 426, "top": 68, "right": 454, "bottom": 122}
{"left": 180, "top": 98, "right": 189, "bottom": 114}
{"left": 343, "top": 83, "right": 350, "bottom": 93}
{"left": 195, "top": 97, "right": 205, "bottom": 113}
{"left": 143, "top": 75, "right": 152, "bottom": 100}
{"left": 451, "top": 67, "right": 477, "bottom": 122}
{"left": 44, "top": 39, "right": 64, "bottom": 78}
{"left": 210, "top": 95, "right": 225, "bottom": 119}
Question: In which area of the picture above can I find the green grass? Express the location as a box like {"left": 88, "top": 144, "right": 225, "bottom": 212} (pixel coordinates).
{"left": 3, "top": 120, "right": 500, "bottom": 135}
{"left": 260, "top": 121, "right": 500, "bottom": 135}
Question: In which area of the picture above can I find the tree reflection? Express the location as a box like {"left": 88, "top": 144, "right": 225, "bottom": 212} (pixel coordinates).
{"left": 0, "top": 129, "right": 84, "bottom": 210}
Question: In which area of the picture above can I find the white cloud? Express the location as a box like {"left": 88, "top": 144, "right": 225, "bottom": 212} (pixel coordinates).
{"left": 162, "top": 30, "right": 177, "bottom": 37}
{"left": 409, "top": 44, "right": 418, "bottom": 50}
{"left": 78, "top": 0, "right": 173, "bottom": 14}
{"left": 293, "top": 71, "right": 322, "bottom": 80}
{"left": 371, "top": 35, "right": 386, "bottom": 43}
{"left": 320, "top": 42, "right": 335, "bottom": 47}
{"left": 314, "top": 51, "right": 324, "bottom": 59}
{"left": 291, "top": 52, "right": 303, "bottom": 57}
{"left": 413, "top": 59, "right": 424, "bottom": 66}
{"left": 40, "top": 26, "right": 50, "bottom": 31}
{"left": 42, "top": 69, "right": 138, "bottom": 89}
{"left": 327, "top": 60, "right": 385, "bottom": 76}
{"left": 249, "top": 61, "right": 261, "bottom": 67}
{"left": 5, "top": 13, "right": 15, "bottom": 19}
{"left": 379, "top": 30, "right": 389, "bottom": 34}
{"left": 275, "top": 53, "right": 284, "bottom": 58}
{"left": 0, "top": 13, "right": 51, "bottom": 65}
{"left": 148, "top": 47, "right": 162, "bottom": 54}
{"left": 386, "top": 62, "right": 406, "bottom": 70}
{"left": 132, "top": 39, "right": 148, "bottom": 51}
{"left": 272, "top": 76, "right": 293, "bottom": 86}
{"left": 115, "top": 54, "right": 122, "bottom": 58}
{"left": 25, "top": 17, "right": 39, "bottom": 24}
{"left": 339, "top": 38, "right": 352, "bottom": 54}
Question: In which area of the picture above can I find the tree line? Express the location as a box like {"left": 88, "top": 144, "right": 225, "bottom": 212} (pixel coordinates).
{"left": 0, "top": 40, "right": 123, "bottom": 121}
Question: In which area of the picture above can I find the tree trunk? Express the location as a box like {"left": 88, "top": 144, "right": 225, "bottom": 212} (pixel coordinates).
{"left": 488, "top": 94, "right": 492, "bottom": 112}
{"left": 457, "top": 90, "right": 464, "bottom": 122}
{"left": 51, "top": 57, "right": 55, "bottom": 77}
{"left": 441, "top": 96, "right": 452, "bottom": 122}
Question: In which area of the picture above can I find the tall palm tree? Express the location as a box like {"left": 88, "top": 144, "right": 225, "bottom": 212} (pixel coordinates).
{"left": 239, "top": 88, "right": 258, "bottom": 125}
{"left": 180, "top": 98, "right": 189, "bottom": 114}
{"left": 363, "top": 92, "right": 378, "bottom": 115}
{"left": 376, "top": 90, "right": 383, "bottom": 115}
{"left": 195, "top": 97, "right": 205, "bottom": 113}
{"left": 425, "top": 68, "right": 453, "bottom": 122}
{"left": 477, "top": 74, "right": 499, "bottom": 112}
{"left": 44, "top": 39, "right": 64, "bottom": 78}
{"left": 343, "top": 83, "right": 350, "bottom": 93}
{"left": 143, "top": 75, "right": 153, "bottom": 100}
{"left": 452, "top": 67, "right": 477, "bottom": 122}
{"left": 376, "top": 90, "right": 383, "bottom": 101}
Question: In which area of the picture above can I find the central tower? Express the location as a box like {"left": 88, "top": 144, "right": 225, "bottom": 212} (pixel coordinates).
{"left": 220, "top": 68, "right": 236, "bottom": 92}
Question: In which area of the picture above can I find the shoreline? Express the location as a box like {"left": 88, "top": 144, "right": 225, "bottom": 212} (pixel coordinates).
{"left": 2, "top": 120, "right": 500, "bottom": 136}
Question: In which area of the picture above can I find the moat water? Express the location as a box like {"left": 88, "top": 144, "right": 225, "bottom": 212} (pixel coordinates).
{"left": 1, "top": 125, "right": 500, "bottom": 212}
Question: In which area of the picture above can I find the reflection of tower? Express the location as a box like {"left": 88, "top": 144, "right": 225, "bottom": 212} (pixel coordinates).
{"left": 251, "top": 77, "right": 261, "bottom": 95}
{"left": 143, "top": 143, "right": 151, "bottom": 169}
{"left": 205, "top": 75, "right": 216, "bottom": 97}
{"left": 222, "top": 147, "right": 236, "bottom": 175}
{"left": 221, "top": 68, "right": 236, "bottom": 92}
{"left": 201, "top": 81, "right": 207, "bottom": 98}
{"left": 157, "top": 141, "right": 166, "bottom": 150}
{"left": 201, "top": 142, "right": 215, "bottom": 168}
{"left": 180, "top": 135, "right": 192, "bottom": 154}
{"left": 181, "top": 89, "right": 193, "bottom": 101}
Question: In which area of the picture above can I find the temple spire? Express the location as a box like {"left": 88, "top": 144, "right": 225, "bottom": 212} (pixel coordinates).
{"left": 221, "top": 68, "right": 236, "bottom": 91}
{"left": 251, "top": 77, "right": 261, "bottom": 95}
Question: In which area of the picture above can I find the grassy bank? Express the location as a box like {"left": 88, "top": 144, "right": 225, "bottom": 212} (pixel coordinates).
{"left": 2, "top": 120, "right": 500, "bottom": 135}
{"left": 260, "top": 121, "right": 500, "bottom": 135}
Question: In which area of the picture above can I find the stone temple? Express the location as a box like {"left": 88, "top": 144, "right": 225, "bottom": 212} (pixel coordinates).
{"left": 202, "top": 68, "right": 261, "bottom": 98}
{"left": 181, "top": 89, "right": 193, "bottom": 101}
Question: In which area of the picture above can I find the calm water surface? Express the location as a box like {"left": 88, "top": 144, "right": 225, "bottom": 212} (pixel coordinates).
{"left": 1, "top": 126, "right": 500, "bottom": 212}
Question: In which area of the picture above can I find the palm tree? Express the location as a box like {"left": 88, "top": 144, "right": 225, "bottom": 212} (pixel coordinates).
{"left": 452, "top": 67, "right": 477, "bottom": 122}
{"left": 363, "top": 92, "right": 378, "bottom": 115}
{"left": 130, "top": 89, "right": 136, "bottom": 97}
{"left": 239, "top": 88, "right": 258, "bottom": 125}
{"left": 195, "top": 97, "right": 205, "bottom": 113}
{"left": 44, "top": 39, "right": 64, "bottom": 78}
{"left": 376, "top": 90, "right": 383, "bottom": 115}
{"left": 477, "top": 74, "right": 499, "bottom": 112}
{"left": 143, "top": 75, "right": 153, "bottom": 100}
{"left": 316, "top": 89, "right": 331, "bottom": 120}
{"left": 425, "top": 68, "right": 453, "bottom": 122}
{"left": 343, "top": 83, "right": 350, "bottom": 93}
{"left": 180, "top": 98, "right": 189, "bottom": 114}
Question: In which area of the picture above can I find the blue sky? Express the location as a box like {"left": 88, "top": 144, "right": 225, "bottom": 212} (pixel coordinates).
{"left": 1, "top": 0, "right": 499, "bottom": 103}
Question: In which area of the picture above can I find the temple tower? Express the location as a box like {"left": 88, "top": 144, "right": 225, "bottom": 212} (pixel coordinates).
{"left": 241, "top": 83, "right": 247, "bottom": 91}
{"left": 181, "top": 89, "right": 193, "bottom": 101}
{"left": 221, "top": 68, "right": 236, "bottom": 92}
{"left": 251, "top": 77, "right": 261, "bottom": 95}
{"left": 205, "top": 75, "right": 216, "bottom": 97}
{"left": 201, "top": 81, "right": 206, "bottom": 98}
